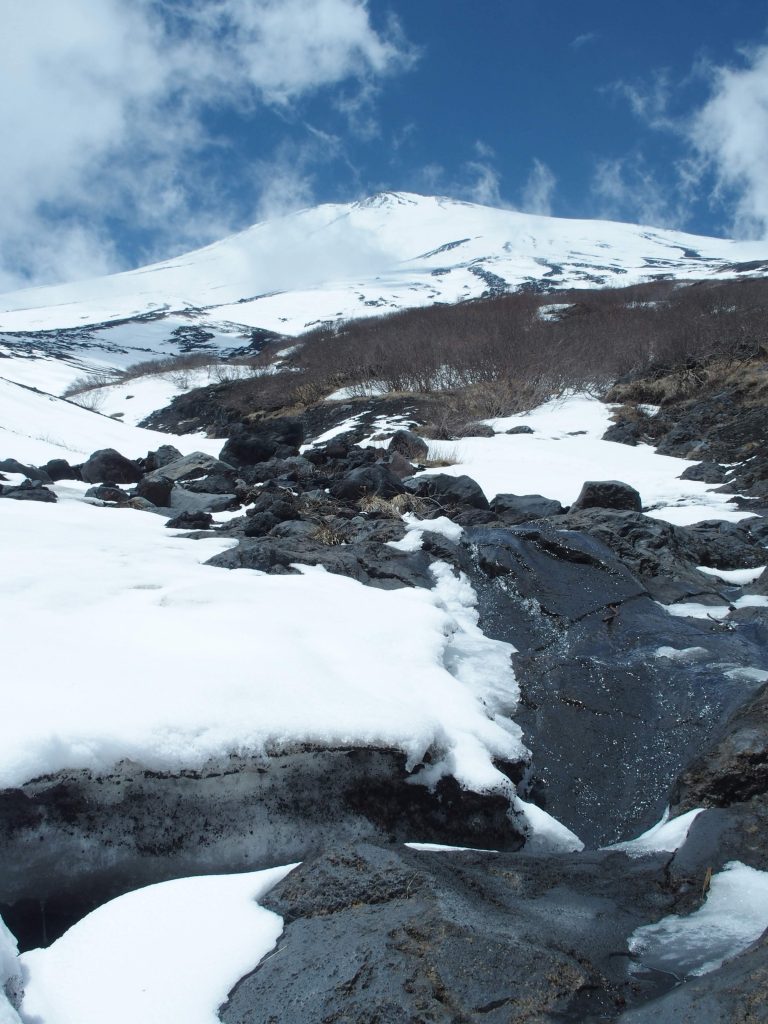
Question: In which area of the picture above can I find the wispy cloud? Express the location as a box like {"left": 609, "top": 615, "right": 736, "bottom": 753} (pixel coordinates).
{"left": 520, "top": 159, "right": 556, "bottom": 216}
{"left": 0, "top": 0, "right": 416, "bottom": 290}
{"left": 570, "top": 32, "right": 596, "bottom": 50}
{"left": 604, "top": 44, "right": 768, "bottom": 238}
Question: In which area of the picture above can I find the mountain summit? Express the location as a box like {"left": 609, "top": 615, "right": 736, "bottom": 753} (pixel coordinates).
{"left": 2, "top": 192, "right": 767, "bottom": 342}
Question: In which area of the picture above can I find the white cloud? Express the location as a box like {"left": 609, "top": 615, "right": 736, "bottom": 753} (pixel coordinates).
{"left": 687, "top": 46, "right": 768, "bottom": 238}
{"left": 570, "top": 32, "right": 596, "bottom": 50}
{"left": 591, "top": 157, "right": 689, "bottom": 228}
{"left": 520, "top": 159, "right": 556, "bottom": 216}
{"left": 0, "top": 0, "right": 414, "bottom": 290}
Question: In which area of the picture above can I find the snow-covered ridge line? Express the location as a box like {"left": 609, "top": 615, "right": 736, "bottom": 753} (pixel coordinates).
{"left": 1, "top": 191, "right": 767, "bottom": 336}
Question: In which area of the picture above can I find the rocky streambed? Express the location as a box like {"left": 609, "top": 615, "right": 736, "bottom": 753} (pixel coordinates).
{"left": 1, "top": 394, "right": 767, "bottom": 1022}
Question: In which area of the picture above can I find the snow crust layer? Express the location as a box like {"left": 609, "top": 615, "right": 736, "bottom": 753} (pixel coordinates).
{"left": 0, "top": 488, "right": 523, "bottom": 793}
{"left": 19, "top": 865, "right": 296, "bottom": 1024}
{"left": 629, "top": 861, "right": 768, "bottom": 978}
{"left": 607, "top": 808, "right": 704, "bottom": 856}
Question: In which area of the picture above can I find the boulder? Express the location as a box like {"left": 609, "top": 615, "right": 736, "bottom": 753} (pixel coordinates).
{"left": 135, "top": 475, "right": 173, "bottom": 507}
{"left": 388, "top": 428, "right": 429, "bottom": 461}
{"left": 219, "top": 418, "right": 304, "bottom": 467}
{"left": 142, "top": 444, "right": 183, "bottom": 471}
{"left": 165, "top": 510, "right": 213, "bottom": 530}
{"left": 330, "top": 465, "right": 406, "bottom": 501}
{"left": 142, "top": 452, "right": 231, "bottom": 484}
{"left": 602, "top": 421, "right": 641, "bottom": 446}
{"left": 406, "top": 473, "right": 490, "bottom": 510}
{"left": 0, "top": 459, "right": 51, "bottom": 483}
{"left": 490, "top": 493, "right": 564, "bottom": 524}
{"left": 84, "top": 484, "right": 129, "bottom": 504}
{"left": 169, "top": 484, "right": 237, "bottom": 515}
{"left": 80, "top": 449, "right": 142, "bottom": 485}
{"left": 41, "top": 459, "right": 81, "bottom": 482}
{"left": 572, "top": 479, "right": 642, "bottom": 512}
{"left": 387, "top": 451, "right": 417, "bottom": 479}
{"left": 0, "top": 480, "right": 57, "bottom": 503}
{"left": 505, "top": 424, "right": 534, "bottom": 435}
{"left": 679, "top": 461, "right": 729, "bottom": 484}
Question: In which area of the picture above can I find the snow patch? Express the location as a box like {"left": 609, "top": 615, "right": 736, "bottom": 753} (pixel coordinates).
{"left": 19, "top": 865, "right": 297, "bottom": 1024}
{"left": 629, "top": 861, "right": 768, "bottom": 978}
{"left": 607, "top": 808, "right": 703, "bottom": 857}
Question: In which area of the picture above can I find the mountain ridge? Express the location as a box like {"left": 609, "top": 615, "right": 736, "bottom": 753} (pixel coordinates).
{"left": 2, "top": 192, "right": 768, "bottom": 348}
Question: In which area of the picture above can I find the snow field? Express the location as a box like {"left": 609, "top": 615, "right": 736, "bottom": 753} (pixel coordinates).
{"left": 17, "top": 865, "right": 297, "bottom": 1024}
{"left": 0, "top": 486, "right": 525, "bottom": 795}
{"left": 0, "top": 376, "right": 223, "bottom": 466}
{"left": 419, "top": 393, "right": 755, "bottom": 526}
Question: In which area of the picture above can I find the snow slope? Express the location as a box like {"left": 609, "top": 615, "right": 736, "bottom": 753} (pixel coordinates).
{"left": 1, "top": 192, "right": 767, "bottom": 367}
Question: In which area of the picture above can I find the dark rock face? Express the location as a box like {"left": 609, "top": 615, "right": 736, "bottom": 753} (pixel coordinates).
{"left": 330, "top": 464, "right": 406, "bottom": 501}
{"left": 0, "top": 752, "right": 523, "bottom": 949}
{"left": 671, "top": 683, "right": 768, "bottom": 812}
{"left": 80, "top": 449, "right": 142, "bottom": 485}
{"left": 572, "top": 479, "right": 643, "bottom": 512}
{"left": 0, "top": 480, "right": 57, "bottom": 502}
{"left": 407, "top": 473, "right": 490, "bottom": 510}
{"left": 540, "top": 508, "right": 767, "bottom": 602}
{"left": 221, "top": 843, "right": 677, "bottom": 1024}
{"left": 388, "top": 428, "right": 429, "bottom": 461}
{"left": 463, "top": 523, "right": 768, "bottom": 845}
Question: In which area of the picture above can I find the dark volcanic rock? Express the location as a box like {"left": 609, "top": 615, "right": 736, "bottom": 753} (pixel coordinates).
{"left": 505, "top": 424, "right": 535, "bottom": 435}
{"left": 330, "top": 464, "right": 406, "bottom": 501}
{"left": 84, "top": 484, "right": 129, "bottom": 503}
{"left": 208, "top": 535, "right": 434, "bottom": 589}
{"left": 0, "top": 480, "right": 57, "bottom": 503}
{"left": 679, "top": 461, "right": 729, "bottom": 484}
{"left": 166, "top": 510, "right": 214, "bottom": 529}
{"left": 0, "top": 752, "right": 523, "bottom": 949}
{"left": 387, "top": 451, "right": 417, "bottom": 479}
{"left": 572, "top": 479, "right": 643, "bottom": 512}
{"left": 462, "top": 523, "right": 768, "bottom": 845}
{"left": 490, "top": 492, "right": 564, "bottom": 524}
{"left": 603, "top": 420, "right": 642, "bottom": 446}
{"left": 221, "top": 843, "right": 677, "bottom": 1024}
{"left": 0, "top": 458, "right": 51, "bottom": 483}
{"left": 671, "top": 682, "right": 768, "bottom": 812}
{"left": 135, "top": 475, "right": 173, "bottom": 507}
{"left": 540, "top": 508, "right": 767, "bottom": 602}
{"left": 81, "top": 448, "right": 142, "bottom": 485}
{"left": 41, "top": 458, "right": 81, "bottom": 482}
{"left": 407, "top": 472, "right": 490, "bottom": 510}
{"left": 388, "top": 428, "right": 429, "bottom": 461}
{"left": 219, "top": 419, "right": 303, "bottom": 467}
{"left": 142, "top": 451, "right": 232, "bottom": 484}
{"left": 142, "top": 444, "right": 183, "bottom": 471}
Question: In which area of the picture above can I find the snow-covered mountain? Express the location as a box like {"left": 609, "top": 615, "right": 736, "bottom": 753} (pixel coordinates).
{"left": 2, "top": 192, "right": 768, "bottom": 374}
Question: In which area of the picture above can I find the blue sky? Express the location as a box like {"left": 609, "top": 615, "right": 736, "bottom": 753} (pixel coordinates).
{"left": 2, "top": 0, "right": 768, "bottom": 289}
